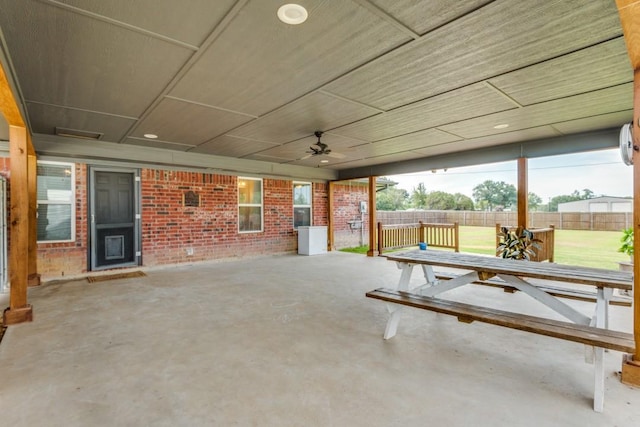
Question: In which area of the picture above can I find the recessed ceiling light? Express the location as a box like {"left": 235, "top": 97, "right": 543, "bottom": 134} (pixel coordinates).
{"left": 493, "top": 124, "right": 509, "bottom": 129}
{"left": 320, "top": 159, "right": 329, "bottom": 163}
{"left": 143, "top": 133, "right": 158, "bottom": 139}
{"left": 277, "top": 4, "right": 308, "bottom": 25}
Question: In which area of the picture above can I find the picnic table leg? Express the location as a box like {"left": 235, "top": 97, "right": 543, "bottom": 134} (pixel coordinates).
{"left": 381, "top": 262, "right": 415, "bottom": 339}
{"left": 383, "top": 303, "right": 402, "bottom": 339}
{"left": 396, "top": 262, "right": 414, "bottom": 291}
{"left": 593, "top": 287, "right": 608, "bottom": 413}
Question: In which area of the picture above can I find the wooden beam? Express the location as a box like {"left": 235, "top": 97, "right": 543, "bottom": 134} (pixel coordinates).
{"left": 366, "top": 176, "right": 378, "bottom": 257}
{"left": 0, "top": 62, "right": 25, "bottom": 127}
{"left": 618, "top": 0, "right": 640, "bottom": 385}
{"left": 1, "top": 60, "right": 33, "bottom": 324}
{"left": 517, "top": 157, "right": 528, "bottom": 228}
{"left": 3, "top": 125, "right": 33, "bottom": 325}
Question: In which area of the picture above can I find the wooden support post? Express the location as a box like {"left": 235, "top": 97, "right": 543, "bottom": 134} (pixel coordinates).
{"left": 1, "top": 58, "right": 34, "bottom": 324}
{"left": 617, "top": 0, "right": 640, "bottom": 385}
{"left": 3, "top": 125, "right": 33, "bottom": 325}
{"left": 367, "top": 176, "right": 378, "bottom": 257}
{"left": 517, "top": 157, "right": 528, "bottom": 229}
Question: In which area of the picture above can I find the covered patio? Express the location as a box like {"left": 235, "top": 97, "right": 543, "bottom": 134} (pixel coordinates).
{"left": 0, "top": 252, "right": 638, "bottom": 425}
{"left": 2, "top": 1, "right": 640, "bottom": 420}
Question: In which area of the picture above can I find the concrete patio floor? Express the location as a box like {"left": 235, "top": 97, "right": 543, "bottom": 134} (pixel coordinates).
{"left": 1, "top": 251, "right": 638, "bottom": 426}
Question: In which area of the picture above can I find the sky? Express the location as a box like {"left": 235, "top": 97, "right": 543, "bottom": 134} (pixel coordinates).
{"left": 389, "top": 148, "right": 633, "bottom": 202}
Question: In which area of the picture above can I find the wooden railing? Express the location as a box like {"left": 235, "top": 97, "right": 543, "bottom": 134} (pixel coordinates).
{"left": 495, "top": 224, "right": 555, "bottom": 262}
{"left": 377, "top": 221, "right": 459, "bottom": 255}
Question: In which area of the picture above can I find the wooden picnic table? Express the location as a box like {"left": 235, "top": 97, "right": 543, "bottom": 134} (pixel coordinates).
{"left": 367, "top": 250, "right": 635, "bottom": 412}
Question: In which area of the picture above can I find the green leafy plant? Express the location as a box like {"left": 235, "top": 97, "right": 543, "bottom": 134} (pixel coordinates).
{"left": 618, "top": 227, "right": 634, "bottom": 259}
{"left": 496, "top": 226, "right": 541, "bottom": 260}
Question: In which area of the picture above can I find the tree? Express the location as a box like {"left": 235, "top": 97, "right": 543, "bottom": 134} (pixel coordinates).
{"left": 410, "top": 183, "right": 428, "bottom": 209}
{"left": 376, "top": 186, "right": 408, "bottom": 211}
{"left": 528, "top": 192, "right": 542, "bottom": 211}
{"left": 424, "top": 191, "right": 456, "bottom": 210}
{"left": 548, "top": 188, "right": 595, "bottom": 212}
{"left": 452, "top": 193, "right": 474, "bottom": 210}
{"left": 472, "top": 180, "right": 516, "bottom": 211}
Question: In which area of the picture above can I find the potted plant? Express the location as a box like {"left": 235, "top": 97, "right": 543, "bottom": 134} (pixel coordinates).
{"left": 617, "top": 227, "right": 634, "bottom": 296}
{"left": 496, "top": 226, "right": 541, "bottom": 261}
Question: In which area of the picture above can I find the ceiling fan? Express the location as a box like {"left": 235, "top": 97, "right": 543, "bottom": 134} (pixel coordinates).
{"left": 301, "top": 131, "right": 345, "bottom": 160}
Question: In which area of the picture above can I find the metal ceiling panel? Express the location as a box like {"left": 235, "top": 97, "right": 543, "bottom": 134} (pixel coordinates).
{"left": 190, "top": 135, "right": 279, "bottom": 157}
{"left": 326, "top": 0, "right": 621, "bottom": 110}
{"left": 369, "top": 0, "right": 493, "bottom": 36}
{"left": 329, "top": 150, "right": 420, "bottom": 170}
{"left": 414, "top": 127, "right": 562, "bottom": 157}
{"left": 0, "top": 0, "right": 635, "bottom": 179}
{"left": 368, "top": 129, "right": 461, "bottom": 156}
{"left": 123, "top": 137, "right": 192, "bottom": 152}
{"left": 170, "top": 0, "right": 410, "bottom": 117}
{"left": 132, "top": 98, "right": 254, "bottom": 146}
{"left": 551, "top": 110, "right": 632, "bottom": 135}
{"left": 439, "top": 83, "right": 633, "bottom": 139}
{"left": 55, "top": 0, "right": 237, "bottom": 46}
{"left": 489, "top": 38, "right": 632, "bottom": 106}
{"left": 228, "top": 91, "right": 381, "bottom": 144}
{"left": 0, "top": 0, "right": 193, "bottom": 117}
{"left": 26, "top": 102, "right": 136, "bottom": 142}
{"left": 331, "top": 83, "right": 516, "bottom": 142}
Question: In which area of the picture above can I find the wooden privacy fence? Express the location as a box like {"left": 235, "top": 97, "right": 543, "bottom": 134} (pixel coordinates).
{"left": 377, "top": 221, "right": 459, "bottom": 254}
{"left": 495, "top": 223, "right": 555, "bottom": 262}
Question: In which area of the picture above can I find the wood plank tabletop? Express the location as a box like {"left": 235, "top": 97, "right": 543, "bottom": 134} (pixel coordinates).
{"left": 384, "top": 250, "right": 633, "bottom": 290}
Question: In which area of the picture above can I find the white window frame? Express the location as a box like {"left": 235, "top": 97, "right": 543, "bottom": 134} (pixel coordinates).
{"left": 238, "top": 177, "right": 263, "bottom": 233}
{"left": 36, "top": 160, "right": 76, "bottom": 243}
{"left": 293, "top": 181, "right": 312, "bottom": 229}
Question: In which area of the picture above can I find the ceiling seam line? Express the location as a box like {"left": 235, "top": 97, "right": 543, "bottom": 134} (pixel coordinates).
{"left": 24, "top": 99, "right": 139, "bottom": 120}
{"left": 163, "top": 95, "right": 258, "bottom": 118}
{"left": 482, "top": 82, "right": 524, "bottom": 108}
{"left": 515, "top": 81, "right": 634, "bottom": 108}
{"left": 115, "top": 0, "right": 251, "bottom": 144}
{"left": 351, "top": 0, "right": 420, "bottom": 40}
{"left": 417, "top": 0, "right": 500, "bottom": 38}
{"left": 317, "top": 90, "right": 386, "bottom": 113}
{"left": 40, "top": 0, "right": 199, "bottom": 51}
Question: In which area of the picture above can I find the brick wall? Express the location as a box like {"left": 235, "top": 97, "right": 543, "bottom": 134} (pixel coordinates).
{"left": 1, "top": 158, "right": 374, "bottom": 279}
{"left": 140, "top": 170, "right": 298, "bottom": 266}
{"left": 332, "top": 181, "right": 369, "bottom": 249}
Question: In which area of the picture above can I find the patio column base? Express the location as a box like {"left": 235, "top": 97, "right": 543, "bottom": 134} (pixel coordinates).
{"left": 3, "top": 305, "right": 33, "bottom": 325}
{"left": 367, "top": 249, "right": 379, "bottom": 257}
{"left": 28, "top": 273, "right": 41, "bottom": 287}
{"left": 621, "top": 354, "right": 640, "bottom": 387}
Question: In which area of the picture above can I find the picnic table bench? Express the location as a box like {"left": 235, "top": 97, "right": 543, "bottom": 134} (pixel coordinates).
{"left": 366, "top": 250, "right": 635, "bottom": 412}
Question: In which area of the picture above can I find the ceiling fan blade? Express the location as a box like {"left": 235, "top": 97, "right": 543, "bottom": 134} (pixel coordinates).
{"left": 327, "top": 151, "right": 346, "bottom": 159}
{"left": 300, "top": 153, "right": 314, "bottom": 160}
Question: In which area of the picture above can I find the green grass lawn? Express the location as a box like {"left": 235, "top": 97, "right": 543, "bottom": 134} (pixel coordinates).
{"left": 341, "top": 226, "right": 630, "bottom": 270}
